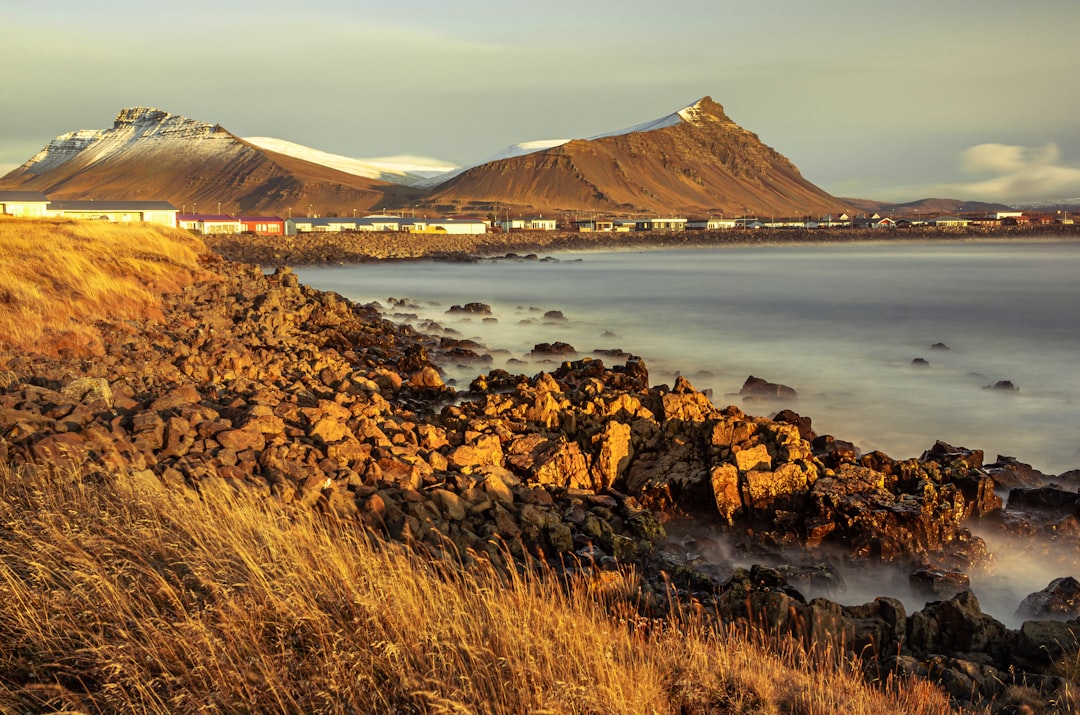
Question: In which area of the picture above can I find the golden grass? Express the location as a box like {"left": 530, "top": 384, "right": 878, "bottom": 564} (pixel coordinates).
{"left": 0, "top": 462, "right": 958, "bottom": 714}
{"left": 0, "top": 218, "right": 210, "bottom": 356}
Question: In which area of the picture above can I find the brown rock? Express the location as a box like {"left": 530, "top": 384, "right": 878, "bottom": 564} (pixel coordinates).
{"left": 216, "top": 426, "right": 266, "bottom": 453}
{"left": 711, "top": 463, "right": 742, "bottom": 523}
{"left": 592, "top": 421, "right": 633, "bottom": 489}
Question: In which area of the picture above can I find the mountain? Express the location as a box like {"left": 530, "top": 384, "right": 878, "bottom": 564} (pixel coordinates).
{"left": 1, "top": 99, "right": 848, "bottom": 218}
{"left": 0, "top": 107, "right": 420, "bottom": 215}
{"left": 841, "top": 197, "right": 1015, "bottom": 216}
{"left": 421, "top": 97, "right": 847, "bottom": 217}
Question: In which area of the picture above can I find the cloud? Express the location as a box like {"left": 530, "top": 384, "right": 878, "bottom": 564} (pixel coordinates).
{"left": 960, "top": 143, "right": 1062, "bottom": 175}
{"left": 869, "top": 143, "right": 1080, "bottom": 204}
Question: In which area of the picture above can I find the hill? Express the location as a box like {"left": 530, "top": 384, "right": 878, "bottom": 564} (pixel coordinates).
{"left": 0, "top": 107, "right": 420, "bottom": 215}
{"left": 842, "top": 197, "right": 1015, "bottom": 216}
{"left": 423, "top": 97, "right": 848, "bottom": 217}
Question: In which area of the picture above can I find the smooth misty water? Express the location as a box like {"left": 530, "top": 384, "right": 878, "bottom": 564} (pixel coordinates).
{"left": 296, "top": 238, "right": 1080, "bottom": 624}
{"left": 297, "top": 238, "right": 1080, "bottom": 476}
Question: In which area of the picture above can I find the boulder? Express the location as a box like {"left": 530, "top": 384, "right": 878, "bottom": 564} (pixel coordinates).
{"left": 1017, "top": 577, "right": 1080, "bottom": 619}
{"left": 739, "top": 375, "right": 797, "bottom": 402}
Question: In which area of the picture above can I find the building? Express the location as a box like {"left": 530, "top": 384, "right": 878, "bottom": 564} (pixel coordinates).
{"left": 852, "top": 216, "right": 897, "bottom": 229}
{"left": 408, "top": 217, "right": 487, "bottom": 235}
{"left": 237, "top": 216, "right": 285, "bottom": 235}
{"left": 49, "top": 200, "right": 178, "bottom": 228}
{"left": 686, "top": 218, "right": 738, "bottom": 230}
{"left": 573, "top": 218, "right": 614, "bottom": 232}
{"left": 0, "top": 191, "right": 50, "bottom": 217}
{"left": 928, "top": 215, "right": 972, "bottom": 227}
{"left": 356, "top": 215, "right": 408, "bottom": 231}
{"left": 641, "top": 217, "right": 688, "bottom": 231}
{"left": 285, "top": 217, "right": 360, "bottom": 235}
{"left": 179, "top": 213, "right": 243, "bottom": 234}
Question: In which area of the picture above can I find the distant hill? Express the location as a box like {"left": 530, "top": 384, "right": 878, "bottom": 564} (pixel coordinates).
{"left": 0, "top": 107, "right": 420, "bottom": 215}
{"left": 841, "top": 197, "right": 1015, "bottom": 216}
{"left": 423, "top": 97, "right": 848, "bottom": 218}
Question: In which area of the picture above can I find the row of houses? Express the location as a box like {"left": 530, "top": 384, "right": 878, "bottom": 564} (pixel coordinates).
{"left": 5, "top": 191, "right": 1070, "bottom": 234}
{"left": 0, "top": 191, "right": 180, "bottom": 227}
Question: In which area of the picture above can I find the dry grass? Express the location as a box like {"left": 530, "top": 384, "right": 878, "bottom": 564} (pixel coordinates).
{"left": 0, "top": 218, "right": 210, "bottom": 356}
{"left": 0, "top": 461, "right": 957, "bottom": 715}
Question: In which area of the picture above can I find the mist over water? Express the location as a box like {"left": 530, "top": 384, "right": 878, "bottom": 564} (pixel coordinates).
{"left": 298, "top": 238, "right": 1080, "bottom": 476}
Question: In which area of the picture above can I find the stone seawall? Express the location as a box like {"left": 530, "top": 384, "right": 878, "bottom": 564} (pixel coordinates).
{"left": 203, "top": 224, "right": 1080, "bottom": 265}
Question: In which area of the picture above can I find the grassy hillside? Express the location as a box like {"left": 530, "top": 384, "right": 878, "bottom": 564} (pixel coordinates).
{"left": 0, "top": 461, "right": 956, "bottom": 714}
{"left": 0, "top": 217, "right": 209, "bottom": 357}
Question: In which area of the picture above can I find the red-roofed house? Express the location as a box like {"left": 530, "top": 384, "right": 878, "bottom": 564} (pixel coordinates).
{"left": 237, "top": 216, "right": 284, "bottom": 235}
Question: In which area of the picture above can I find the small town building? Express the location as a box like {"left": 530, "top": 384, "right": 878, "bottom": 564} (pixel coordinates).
{"left": 928, "top": 215, "right": 972, "bottom": 227}
{"left": 179, "top": 213, "right": 243, "bottom": 234}
{"left": 523, "top": 217, "right": 557, "bottom": 231}
{"left": 639, "top": 217, "right": 688, "bottom": 231}
{"left": 285, "top": 217, "right": 360, "bottom": 235}
{"left": 50, "top": 200, "right": 178, "bottom": 228}
{"left": 356, "top": 215, "right": 408, "bottom": 231}
{"left": 0, "top": 191, "right": 50, "bottom": 217}
{"left": 852, "top": 216, "right": 897, "bottom": 229}
{"left": 237, "top": 216, "right": 285, "bottom": 235}
{"left": 573, "top": 219, "right": 614, "bottom": 232}
{"left": 409, "top": 217, "right": 487, "bottom": 235}
{"left": 686, "top": 217, "right": 737, "bottom": 230}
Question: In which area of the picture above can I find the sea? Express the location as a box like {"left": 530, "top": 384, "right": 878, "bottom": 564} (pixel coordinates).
{"left": 296, "top": 237, "right": 1080, "bottom": 623}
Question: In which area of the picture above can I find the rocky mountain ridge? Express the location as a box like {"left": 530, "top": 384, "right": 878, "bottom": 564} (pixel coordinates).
{"left": 1, "top": 99, "right": 847, "bottom": 218}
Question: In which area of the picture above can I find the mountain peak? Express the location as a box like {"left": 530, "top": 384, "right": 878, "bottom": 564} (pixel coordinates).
{"left": 676, "top": 96, "right": 729, "bottom": 125}
{"left": 114, "top": 106, "right": 172, "bottom": 126}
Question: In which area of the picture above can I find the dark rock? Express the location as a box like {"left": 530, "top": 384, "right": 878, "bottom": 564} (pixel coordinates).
{"left": 984, "top": 380, "right": 1019, "bottom": 391}
{"left": 773, "top": 409, "right": 815, "bottom": 442}
{"left": 910, "top": 569, "right": 971, "bottom": 599}
{"left": 446, "top": 302, "right": 492, "bottom": 315}
{"left": 911, "top": 357, "right": 930, "bottom": 367}
{"left": 931, "top": 342, "right": 950, "bottom": 351}
{"left": 985, "top": 455, "right": 1048, "bottom": 490}
{"left": 1017, "top": 577, "right": 1080, "bottom": 619}
{"left": 739, "top": 375, "right": 798, "bottom": 401}
{"left": 907, "top": 591, "right": 1011, "bottom": 663}
{"left": 529, "top": 341, "right": 576, "bottom": 356}
{"left": 1007, "top": 486, "right": 1080, "bottom": 516}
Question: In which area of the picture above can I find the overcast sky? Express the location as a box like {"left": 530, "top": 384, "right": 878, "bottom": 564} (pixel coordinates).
{"left": 3, "top": 0, "right": 1079, "bottom": 204}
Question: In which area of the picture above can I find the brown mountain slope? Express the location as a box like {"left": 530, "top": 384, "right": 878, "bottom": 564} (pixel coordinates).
{"left": 425, "top": 97, "right": 847, "bottom": 217}
{"left": 0, "top": 107, "right": 419, "bottom": 215}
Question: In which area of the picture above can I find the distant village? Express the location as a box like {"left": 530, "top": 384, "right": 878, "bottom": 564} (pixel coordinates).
{"left": 0, "top": 190, "right": 1073, "bottom": 234}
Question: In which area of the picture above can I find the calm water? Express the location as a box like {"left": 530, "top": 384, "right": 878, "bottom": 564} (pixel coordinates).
{"left": 296, "top": 238, "right": 1080, "bottom": 476}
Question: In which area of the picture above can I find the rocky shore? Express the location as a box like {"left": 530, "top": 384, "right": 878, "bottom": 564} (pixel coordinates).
{"left": 3, "top": 249, "right": 1080, "bottom": 710}
{"left": 203, "top": 224, "right": 1080, "bottom": 264}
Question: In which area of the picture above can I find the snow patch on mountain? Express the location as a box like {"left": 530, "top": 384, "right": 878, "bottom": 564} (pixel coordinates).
{"left": 243, "top": 136, "right": 458, "bottom": 186}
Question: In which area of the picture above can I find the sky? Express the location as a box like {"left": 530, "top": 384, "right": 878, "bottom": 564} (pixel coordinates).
{"left": 2, "top": 0, "right": 1079, "bottom": 205}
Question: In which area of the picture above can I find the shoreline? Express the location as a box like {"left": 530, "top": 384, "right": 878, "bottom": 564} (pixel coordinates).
{"left": 203, "top": 223, "right": 1080, "bottom": 265}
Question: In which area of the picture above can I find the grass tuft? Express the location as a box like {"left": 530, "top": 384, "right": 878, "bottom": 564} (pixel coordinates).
{"left": 0, "top": 461, "right": 957, "bottom": 714}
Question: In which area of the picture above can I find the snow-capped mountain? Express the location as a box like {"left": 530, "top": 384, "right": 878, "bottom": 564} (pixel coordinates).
{"left": 0, "top": 98, "right": 846, "bottom": 217}
{"left": 425, "top": 96, "right": 845, "bottom": 217}
{"left": 1, "top": 107, "right": 420, "bottom": 214}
